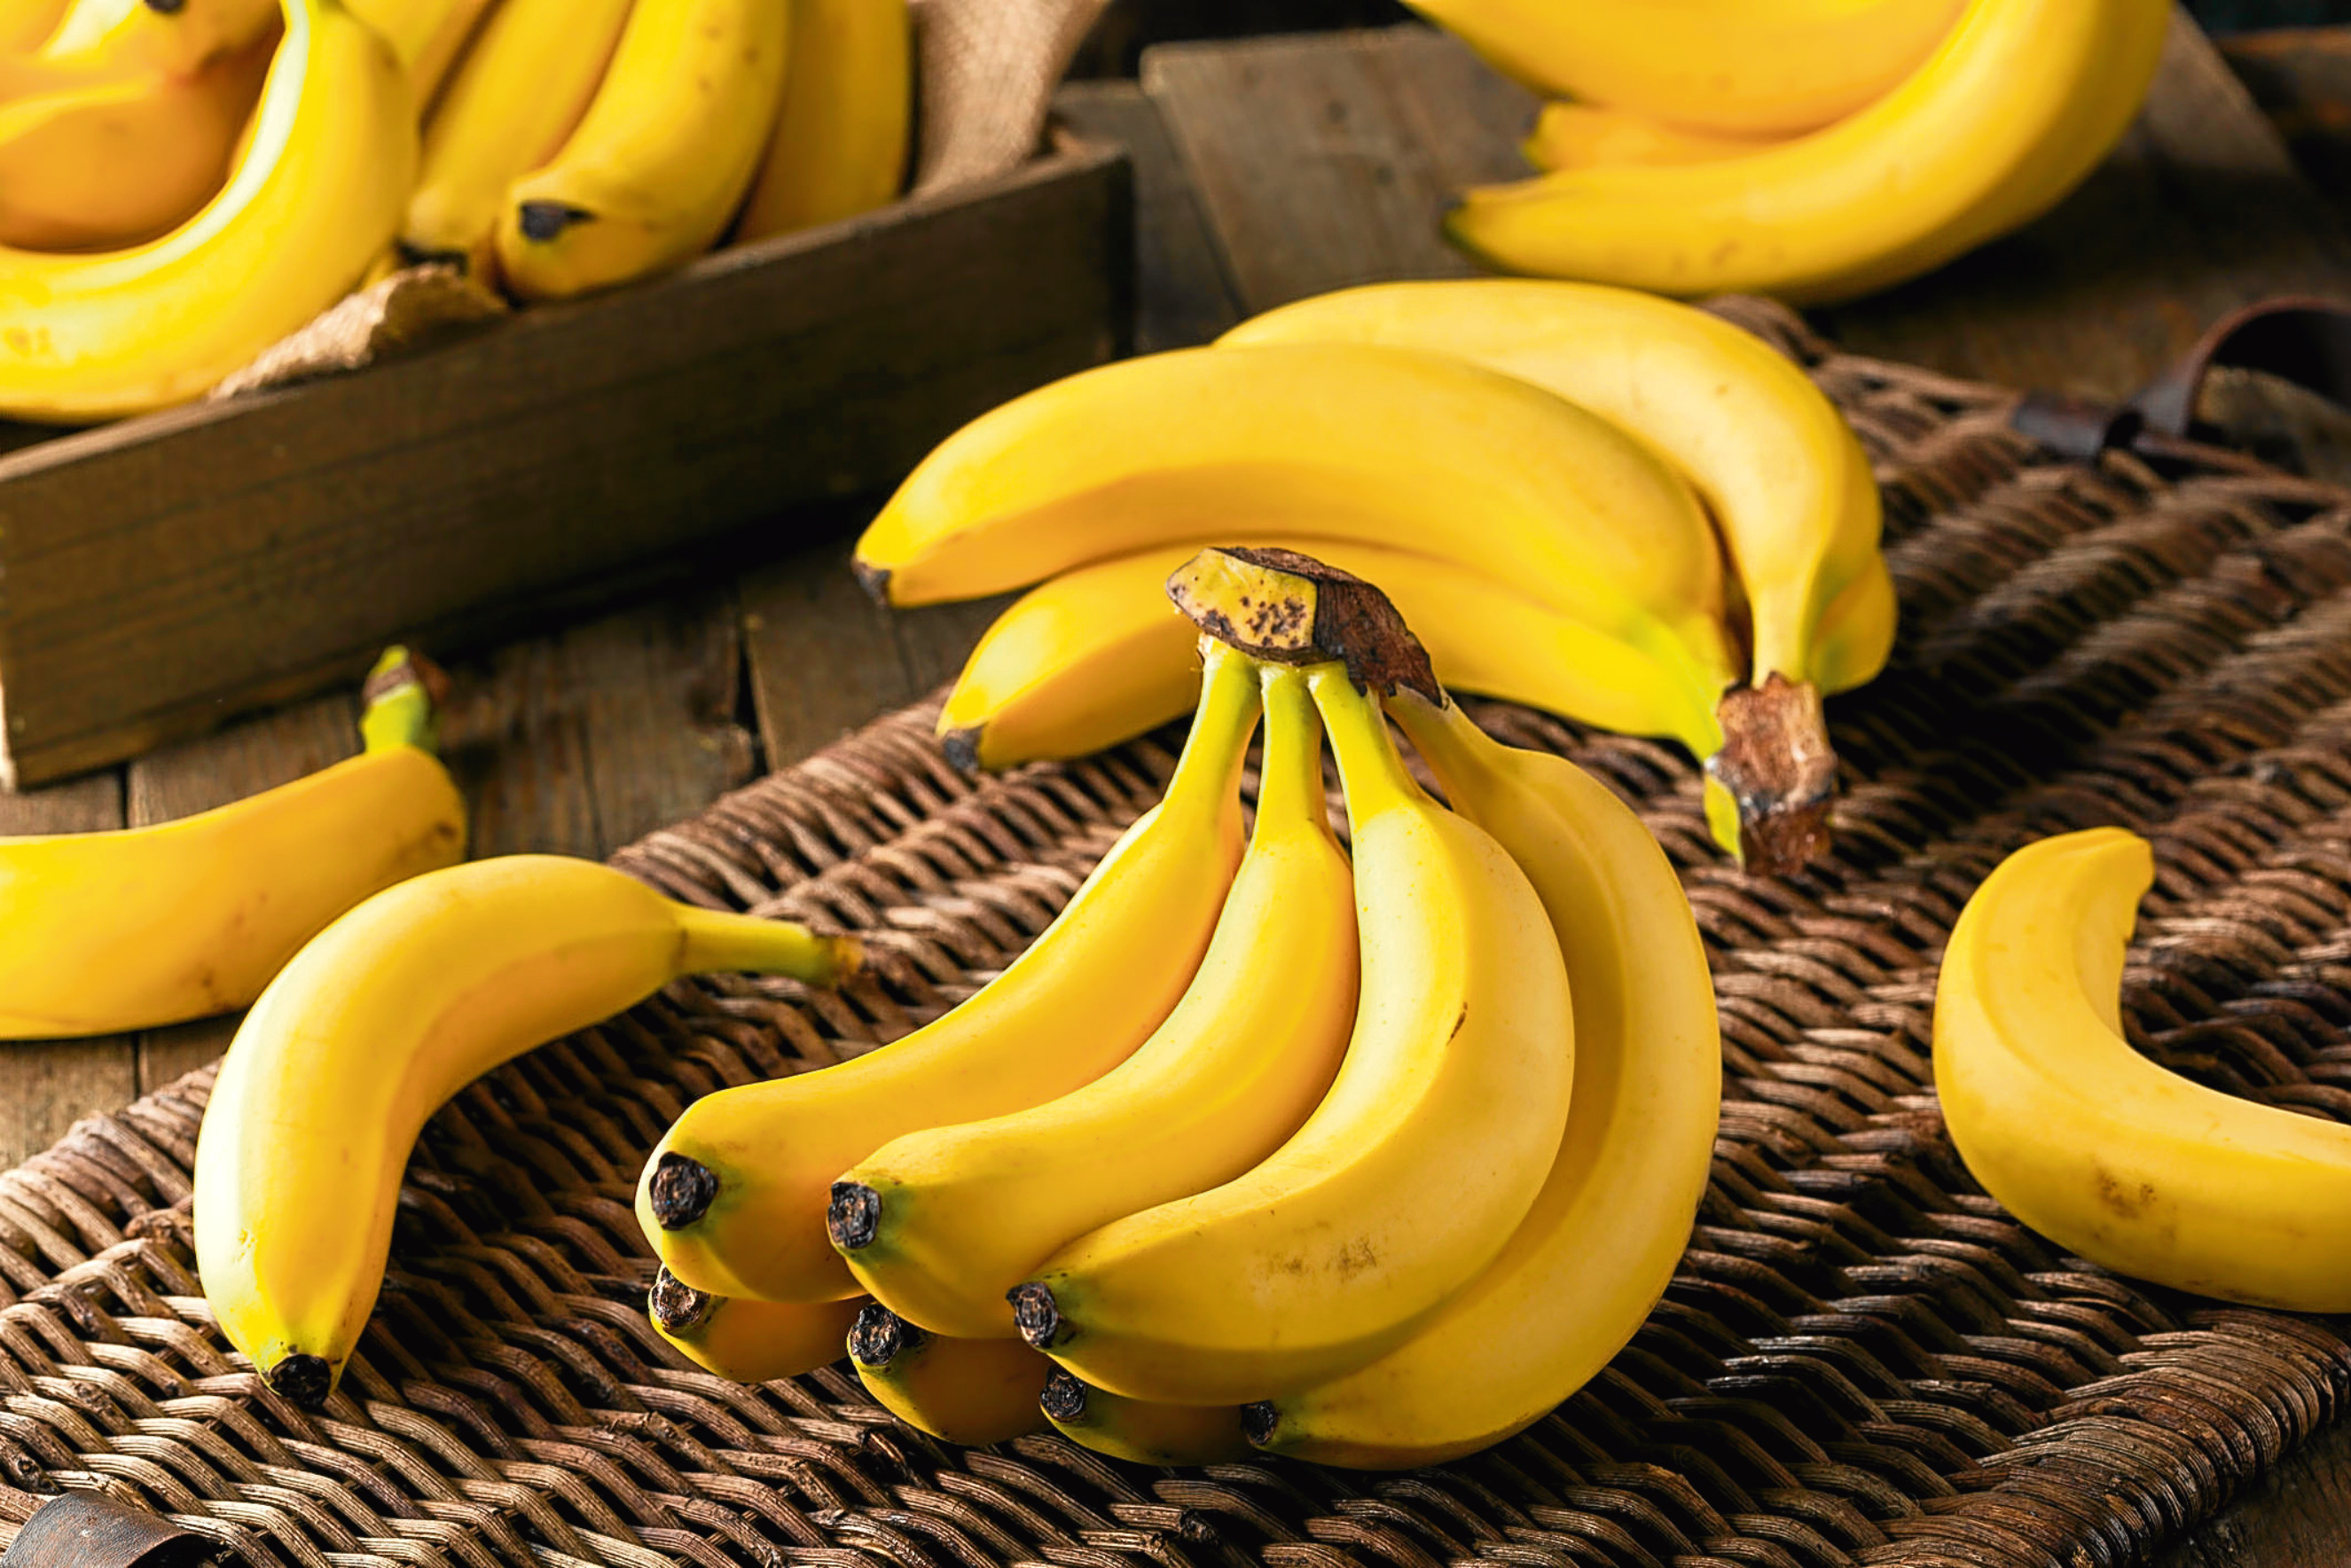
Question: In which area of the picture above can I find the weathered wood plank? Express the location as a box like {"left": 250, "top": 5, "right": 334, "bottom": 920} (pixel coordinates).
{"left": 741, "top": 538, "right": 924, "bottom": 772}
{"left": 2157, "top": 1413, "right": 2351, "bottom": 1568}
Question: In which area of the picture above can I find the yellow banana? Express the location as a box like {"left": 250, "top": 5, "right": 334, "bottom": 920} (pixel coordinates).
{"left": 1012, "top": 639, "right": 1572, "bottom": 1405}
{"left": 735, "top": 0, "right": 908, "bottom": 242}
{"left": 400, "top": 0, "right": 633, "bottom": 272}
{"left": 831, "top": 662, "right": 1356, "bottom": 1338}
{"left": 849, "top": 1305, "right": 1051, "bottom": 1445}
{"left": 854, "top": 342, "right": 1738, "bottom": 709}
{"left": 493, "top": 0, "right": 788, "bottom": 299}
{"left": 1522, "top": 102, "right": 1780, "bottom": 173}
{"left": 0, "top": 649, "right": 460, "bottom": 1039}
{"left": 345, "top": 0, "right": 495, "bottom": 106}
{"left": 1407, "top": 0, "right": 1960, "bottom": 136}
{"left": 1247, "top": 685, "right": 1720, "bottom": 1467}
{"left": 637, "top": 644, "right": 1258, "bottom": 1304}
{"left": 36, "top": 0, "right": 278, "bottom": 74}
{"left": 192, "top": 856, "right": 860, "bottom": 1406}
{"left": 649, "top": 1267, "right": 864, "bottom": 1383}
{"left": 0, "top": 0, "right": 413, "bottom": 422}
{"left": 1445, "top": 0, "right": 2167, "bottom": 304}
{"left": 0, "top": 0, "right": 68, "bottom": 49}
{"left": 1935, "top": 828, "right": 2351, "bottom": 1313}
{"left": 1040, "top": 1370, "right": 1254, "bottom": 1465}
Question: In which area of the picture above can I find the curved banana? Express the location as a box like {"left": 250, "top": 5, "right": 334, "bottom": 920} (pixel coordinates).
{"left": 830, "top": 662, "right": 1357, "bottom": 1338}
{"left": 1445, "top": 0, "right": 2169, "bottom": 304}
{"left": 1407, "top": 0, "right": 1960, "bottom": 136}
{"left": 1935, "top": 828, "right": 2351, "bottom": 1312}
{"left": 855, "top": 341, "right": 1737, "bottom": 706}
{"left": 192, "top": 856, "right": 860, "bottom": 1406}
{"left": 400, "top": 0, "right": 633, "bottom": 272}
{"left": 1247, "top": 686, "right": 1720, "bottom": 1467}
{"left": 1522, "top": 102, "right": 1780, "bottom": 173}
{"left": 735, "top": 0, "right": 908, "bottom": 242}
{"left": 637, "top": 644, "right": 1259, "bottom": 1304}
{"left": 493, "top": 0, "right": 789, "bottom": 299}
{"left": 850, "top": 1305, "right": 1051, "bottom": 1445}
{"left": 1010, "top": 653, "right": 1572, "bottom": 1406}
{"left": 649, "top": 1267, "right": 864, "bottom": 1383}
{"left": 0, "top": 0, "right": 414, "bottom": 422}
{"left": 0, "top": 649, "right": 460, "bottom": 1039}
{"left": 1041, "top": 1370, "right": 1254, "bottom": 1465}
{"left": 35, "top": 0, "right": 278, "bottom": 75}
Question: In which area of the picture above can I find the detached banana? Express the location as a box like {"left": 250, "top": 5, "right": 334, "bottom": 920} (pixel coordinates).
{"left": 735, "top": 0, "right": 909, "bottom": 242}
{"left": 850, "top": 1305, "right": 1051, "bottom": 1445}
{"left": 0, "top": 648, "right": 461, "bottom": 1039}
{"left": 638, "top": 644, "right": 1258, "bottom": 1304}
{"left": 649, "top": 1267, "right": 864, "bottom": 1383}
{"left": 1935, "top": 828, "right": 2351, "bottom": 1312}
{"left": 193, "top": 856, "right": 860, "bottom": 1405}
{"left": 830, "top": 662, "right": 1356, "bottom": 1338}
{"left": 494, "top": 0, "right": 789, "bottom": 299}
{"left": 1041, "top": 1370, "right": 1254, "bottom": 1465}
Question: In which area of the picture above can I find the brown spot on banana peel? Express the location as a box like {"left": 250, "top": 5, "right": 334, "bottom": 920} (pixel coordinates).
{"left": 648, "top": 1266, "right": 717, "bottom": 1335}
{"left": 648, "top": 1151, "right": 719, "bottom": 1229}
{"left": 2094, "top": 1165, "right": 2157, "bottom": 1221}
{"left": 264, "top": 1352, "right": 333, "bottom": 1409}
{"left": 1707, "top": 673, "right": 1838, "bottom": 876}
{"left": 1167, "top": 546, "right": 1442, "bottom": 702}
{"left": 517, "top": 200, "right": 594, "bottom": 243}
{"left": 828, "top": 1182, "right": 882, "bottom": 1251}
{"left": 1009, "top": 1280, "right": 1070, "bottom": 1349}
{"left": 849, "top": 1301, "right": 923, "bottom": 1368}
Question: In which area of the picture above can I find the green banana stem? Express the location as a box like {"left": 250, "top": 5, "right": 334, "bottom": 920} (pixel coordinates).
{"left": 359, "top": 645, "right": 450, "bottom": 755}
{"left": 671, "top": 905, "right": 863, "bottom": 986}
{"left": 1307, "top": 663, "right": 1427, "bottom": 832}
{"left": 1254, "top": 664, "right": 1327, "bottom": 832}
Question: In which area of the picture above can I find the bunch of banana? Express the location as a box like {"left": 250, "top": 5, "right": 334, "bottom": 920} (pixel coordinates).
{"left": 1935, "top": 828, "right": 2351, "bottom": 1313}
{"left": 1418, "top": 0, "right": 2168, "bottom": 302}
{"left": 864, "top": 277, "right": 1893, "bottom": 874}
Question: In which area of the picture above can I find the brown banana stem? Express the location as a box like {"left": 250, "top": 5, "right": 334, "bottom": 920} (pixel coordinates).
{"left": 1709, "top": 673, "right": 1837, "bottom": 876}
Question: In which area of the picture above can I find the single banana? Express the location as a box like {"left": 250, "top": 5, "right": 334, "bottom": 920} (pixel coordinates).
{"left": 1935, "top": 828, "right": 2351, "bottom": 1313}
{"left": 734, "top": 0, "right": 908, "bottom": 242}
{"left": 1247, "top": 683, "right": 1720, "bottom": 1467}
{"left": 192, "top": 856, "right": 860, "bottom": 1406}
{"left": 649, "top": 1267, "right": 864, "bottom": 1383}
{"left": 345, "top": 0, "right": 496, "bottom": 106}
{"left": 829, "top": 662, "right": 1357, "bottom": 1338}
{"left": 399, "top": 0, "right": 633, "bottom": 272}
{"left": 1407, "top": 0, "right": 1961, "bottom": 136}
{"left": 492, "top": 0, "right": 789, "bottom": 300}
{"left": 36, "top": 0, "right": 278, "bottom": 75}
{"left": 0, "top": 0, "right": 414, "bottom": 422}
{"left": 1522, "top": 102, "right": 1780, "bottom": 173}
{"left": 637, "top": 644, "right": 1259, "bottom": 1304}
{"left": 1040, "top": 1370, "right": 1254, "bottom": 1465}
{"left": 1445, "top": 0, "right": 2168, "bottom": 304}
{"left": 1012, "top": 619, "right": 1572, "bottom": 1406}
{"left": 0, "top": 649, "right": 460, "bottom": 1039}
{"left": 854, "top": 341, "right": 1738, "bottom": 710}
{"left": 849, "top": 1305, "right": 1051, "bottom": 1445}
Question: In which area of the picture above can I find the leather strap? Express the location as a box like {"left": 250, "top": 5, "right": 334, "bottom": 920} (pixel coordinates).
{"left": 0, "top": 1494, "right": 221, "bottom": 1567}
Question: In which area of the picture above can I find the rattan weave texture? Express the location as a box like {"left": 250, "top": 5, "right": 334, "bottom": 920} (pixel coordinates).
{"left": 0, "top": 299, "right": 2346, "bottom": 1568}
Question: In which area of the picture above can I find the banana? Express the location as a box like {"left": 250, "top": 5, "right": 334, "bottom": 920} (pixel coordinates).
{"left": 0, "top": 649, "right": 460, "bottom": 1039}
{"left": 1010, "top": 624, "right": 1572, "bottom": 1406}
{"left": 735, "top": 0, "right": 908, "bottom": 242}
{"left": 399, "top": 0, "right": 633, "bottom": 272}
{"left": 1935, "top": 828, "right": 2351, "bottom": 1313}
{"left": 492, "top": 0, "right": 788, "bottom": 300}
{"left": 345, "top": 0, "right": 495, "bottom": 105}
{"left": 1246, "top": 684, "right": 1720, "bottom": 1467}
{"left": 36, "top": 0, "right": 278, "bottom": 75}
{"left": 1407, "top": 0, "right": 1960, "bottom": 136}
{"left": 192, "top": 856, "right": 860, "bottom": 1406}
{"left": 1040, "top": 1370, "right": 1254, "bottom": 1465}
{"left": 0, "top": 0, "right": 68, "bottom": 48}
{"left": 830, "top": 662, "right": 1356, "bottom": 1338}
{"left": 637, "top": 643, "right": 1259, "bottom": 1304}
{"left": 849, "top": 1305, "right": 1051, "bottom": 1445}
{"left": 1444, "top": 0, "right": 2168, "bottom": 304}
{"left": 854, "top": 342, "right": 1738, "bottom": 710}
{"left": 649, "top": 1267, "right": 864, "bottom": 1383}
{"left": 1522, "top": 102, "right": 1780, "bottom": 173}
{"left": 0, "top": 0, "right": 413, "bottom": 423}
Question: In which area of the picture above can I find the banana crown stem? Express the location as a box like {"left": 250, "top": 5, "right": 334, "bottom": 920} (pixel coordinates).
{"left": 1164, "top": 639, "right": 1264, "bottom": 817}
{"left": 1382, "top": 686, "right": 1485, "bottom": 801}
{"left": 1307, "top": 662, "right": 1425, "bottom": 833}
{"left": 358, "top": 644, "right": 451, "bottom": 755}
{"left": 1254, "top": 663, "right": 1328, "bottom": 835}
{"left": 670, "top": 905, "right": 861, "bottom": 986}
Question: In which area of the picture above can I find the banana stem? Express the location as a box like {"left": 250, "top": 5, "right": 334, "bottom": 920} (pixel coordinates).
{"left": 671, "top": 905, "right": 862, "bottom": 986}
{"left": 1254, "top": 665, "right": 1327, "bottom": 835}
{"left": 1307, "top": 663, "right": 1425, "bottom": 834}
{"left": 1162, "top": 640, "right": 1263, "bottom": 817}
{"left": 1383, "top": 686, "right": 1484, "bottom": 799}
{"left": 359, "top": 645, "right": 451, "bottom": 755}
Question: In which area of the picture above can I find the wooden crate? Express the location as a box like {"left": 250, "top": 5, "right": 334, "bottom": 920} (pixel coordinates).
{"left": 0, "top": 136, "right": 1133, "bottom": 788}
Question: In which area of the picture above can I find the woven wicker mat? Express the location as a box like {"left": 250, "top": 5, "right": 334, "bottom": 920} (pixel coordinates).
{"left": 4, "top": 298, "right": 2350, "bottom": 1568}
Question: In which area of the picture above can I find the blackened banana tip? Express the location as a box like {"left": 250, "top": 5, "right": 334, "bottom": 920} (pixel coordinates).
{"left": 266, "top": 1352, "right": 333, "bottom": 1409}
{"left": 1240, "top": 1400, "right": 1278, "bottom": 1446}
{"left": 828, "top": 1181, "right": 882, "bottom": 1251}
{"left": 648, "top": 1151, "right": 718, "bottom": 1229}
{"left": 848, "top": 1301, "right": 922, "bottom": 1368}
{"left": 517, "top": 200, "right": 594, "bottom": 243}
{"left": 1038, "top": 1367, "right": 1088, "bottom": 1423}
{"left": 939, "top": 727, "right": 984, "bottom": 775}
{"left": 1007, "top": 1280, "right": 1066, "bottom": 1349}
{"left": 647, "top": 1266, "right": 714, "bottom": 1334}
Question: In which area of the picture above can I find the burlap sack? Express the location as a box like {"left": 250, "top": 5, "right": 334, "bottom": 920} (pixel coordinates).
{"left": 216, "top": 0, "right": 1106, "bottom": 399}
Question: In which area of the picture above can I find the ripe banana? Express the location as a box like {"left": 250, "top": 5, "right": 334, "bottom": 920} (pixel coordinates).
{"left": 1522, "top": 103, "right": 1779, "bottom": 174}
{"left": 36, "top": 0, "right": 278, "bottom": 75}
{"left": 735, "top": 0, "right": 909, "bottom": 242}
{"left": 850, "top": 1305, "right": 1051, "bottom": 1445}
{"left": 0, "top": 0, "right": 68, "bottom": 48}
{"left": 493, "top": 0, "right": 789, "bottom": 300}
{"left": 1012, "top": 638, "right": 1572, "bottom": 1405}
{"left": 854, "top": 341, "right": 1738, "bottom": 710}
{"left": 637, "top": 643, "right": 1258, "bottom": 1304}
{"left": 1247, "top": 684, "right": 1720, "bottom": 1466}
{"left": 1445, "top": 0, "right": 2168, "bottom": 304}
{"left": 1407, "top": 0, "right": 1961, "bottom": 136}
{"left": 399, "top": 0, "right": 632, "bottom": 273}
{"left": 830, "top": 662, "right": 1357, "bottom": 1338}
{"left": 345, "top": 0, "right": 496, "bottom": 106}
{"left": 0, "top": 0, "right": 414, "bottom": 422}
{"left": 192, "top": 856, "right": 860, "bottom": 1405}
{"left": 1040, "top": 1370, "right": 1254, "bottom": 1465}
{"left": 1935, "top": 828, "right": 2351, "bottom": 1312}
{"left": 0, "top": 649, "right": 461, "bottom": 1039}
{"left": 649, "top": 1267, "right": 864, "bottom": 1383}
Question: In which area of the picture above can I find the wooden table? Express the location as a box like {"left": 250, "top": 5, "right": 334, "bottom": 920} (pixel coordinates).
{"left": 7, "top": 9, "right": 2351, "bottom": 1562}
